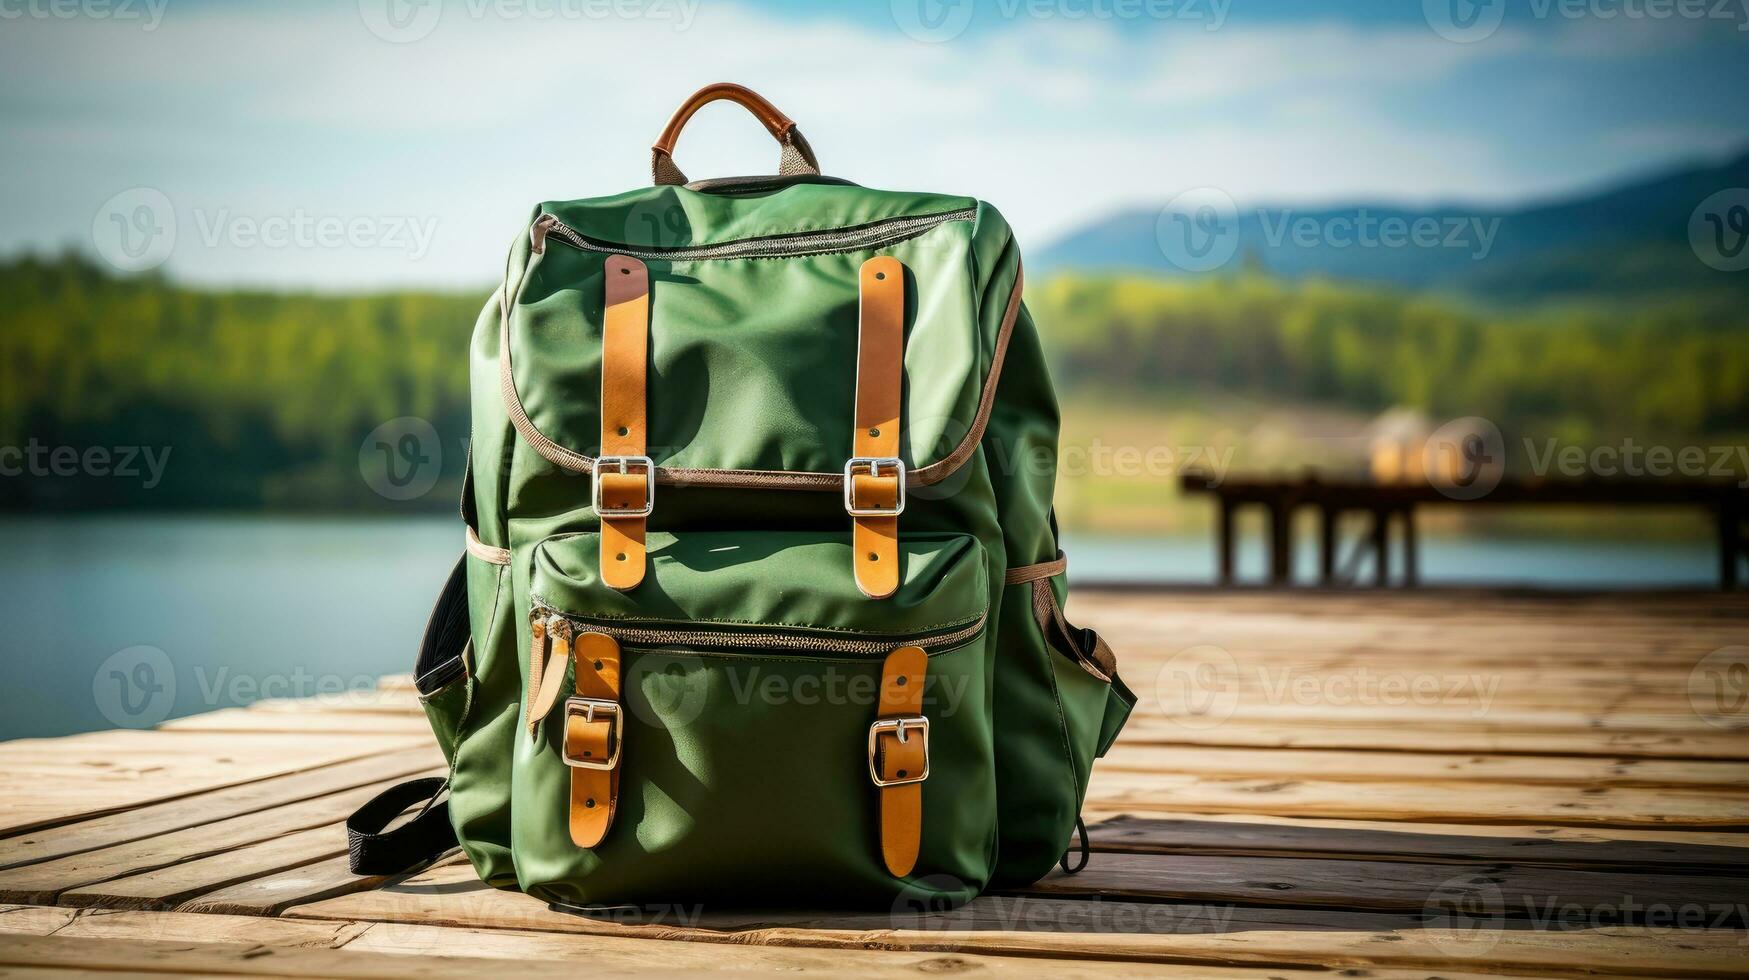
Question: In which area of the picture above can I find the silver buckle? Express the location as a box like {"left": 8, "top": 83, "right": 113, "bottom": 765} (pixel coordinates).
{"left": 843, "top": 457, "right": 906, "bottom": 517}
{"left": 867, "top": 715, "right": 930, "bottom": 787}
{"left": 592, "top": 455, "right": 654, "bottom": 518}
{"left": 562, "top": 697, "right": 622, "bottom": 770}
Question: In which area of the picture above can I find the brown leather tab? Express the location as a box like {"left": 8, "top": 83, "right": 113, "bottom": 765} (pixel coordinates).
{"left": 567, "top": 630, "right": 622, "bottom": 848}
{"left": 599, "top": 255, "right": 650, "bottom": 591}
{"left": 526, "top": 615, "right": 572, "bottom": 735}
{"left": 851, "top": 256, "right": 905, "bottom": 599}
{"left": 873, "top": 645, "right": 927, "bottom": 877}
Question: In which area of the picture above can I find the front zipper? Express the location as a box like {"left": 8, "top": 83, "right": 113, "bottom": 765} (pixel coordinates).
{"left": 528, "top": 600, "right": 985, "bottom": 659}
{"left": 536, "top": 207, "right": 976, "bottom": 262}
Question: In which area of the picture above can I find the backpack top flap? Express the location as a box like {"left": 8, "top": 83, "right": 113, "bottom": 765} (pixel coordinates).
{"left": 501, "top": 181, "right": 1023, "bottom": 491}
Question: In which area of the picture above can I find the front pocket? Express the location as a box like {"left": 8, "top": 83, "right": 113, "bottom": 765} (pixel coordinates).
{"left": 510, "top": 530, "right": 995, "bottom": 908}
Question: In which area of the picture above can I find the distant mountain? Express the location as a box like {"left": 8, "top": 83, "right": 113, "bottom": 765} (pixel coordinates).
{"left": 1033, "top": 149, "right": 1749, "bottom": 302}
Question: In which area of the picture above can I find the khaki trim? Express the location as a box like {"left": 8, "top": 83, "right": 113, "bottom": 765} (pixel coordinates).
{"left": 1004, "top": 551, "right": 1066, "bottom": 585}
{"left": 1031, "top": 577, "right": 1116, "bottom": 683}
{"left": 465, "top": 526, "right": 511, "bottom": 566}
{"left": 498, "top": 253, "right": 1025, "bottom": 492}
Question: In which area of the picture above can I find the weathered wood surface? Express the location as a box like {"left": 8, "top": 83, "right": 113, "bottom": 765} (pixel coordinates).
{"left": 1, "top": 589, "right": 1745, "bottom": 977}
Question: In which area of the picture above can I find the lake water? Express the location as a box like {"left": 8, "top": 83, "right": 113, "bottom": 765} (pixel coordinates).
{"left": 0, "top": 515, "right": 1720, "bottom": 741}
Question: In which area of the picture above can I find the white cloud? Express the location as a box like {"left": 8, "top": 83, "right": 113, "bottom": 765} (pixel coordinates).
{"left": 0, "top": 2, "right": 1739, "bottom": 288}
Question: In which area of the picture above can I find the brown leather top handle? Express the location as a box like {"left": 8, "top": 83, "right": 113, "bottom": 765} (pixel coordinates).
{"left": 651, "top": 83, "right": 821, "bottom": 186}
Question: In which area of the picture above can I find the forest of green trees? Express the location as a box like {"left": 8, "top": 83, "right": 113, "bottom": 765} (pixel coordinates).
{"left": 3, "top": 253, "right": 1745, "bottom": 510}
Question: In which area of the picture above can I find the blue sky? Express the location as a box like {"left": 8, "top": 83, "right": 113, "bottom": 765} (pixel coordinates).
{"left": 3, "top": 0, "right": 1746, "bottom": 288}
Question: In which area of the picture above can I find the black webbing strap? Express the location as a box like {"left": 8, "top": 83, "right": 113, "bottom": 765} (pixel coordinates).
{"left": 346, "top": 776, "right": 456, "bottom": 875}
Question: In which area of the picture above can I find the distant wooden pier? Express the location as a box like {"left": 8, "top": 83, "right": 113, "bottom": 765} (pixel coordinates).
{"left": 1182, "top": 471, "right": 1749, "bottom": 589}
{"left": 2, "top": 589, "right": 1746, "bottom": 976}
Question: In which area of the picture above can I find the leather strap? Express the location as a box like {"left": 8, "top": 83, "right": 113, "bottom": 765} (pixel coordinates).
{"left": 567, "top": 631, "right": 623, "bottom": 848}
{"left": 599, "top": 255, "right": 651, "bottom": 591}
{"left": 873, "top": 645, "right": 927, "bottom": 877}
{"left": 650, "top": 83, "right": 820, "bottom": 186}
{"left": 851, "top": 256, "right": 905, "bottom": 599}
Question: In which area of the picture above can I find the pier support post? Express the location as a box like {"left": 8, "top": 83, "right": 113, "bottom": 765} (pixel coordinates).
{"left": 1319, "top": 505, "right": 1337, "bottom": 587}
{"left": 1401, "top": 506, "right": 1419, "bottom": 588}
{"left": 1269, "top": 500, "right": 1293, "bottom": 586}
{"left": 1218, "top": 498, "right": 1236, "bottom": 586}
{"left": 1371, "top": 508, "right": 1390, "bottom": 587}
{"left": 1721, "top": 498, "right": 1742, "bottom": 591}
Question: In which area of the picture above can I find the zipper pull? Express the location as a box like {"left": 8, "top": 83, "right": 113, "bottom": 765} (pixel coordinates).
{"left": 525, "top": 609, "right": 549, "bottom": 736}
{"left": 527, "top": 612, "right": 575, "bottom": 734}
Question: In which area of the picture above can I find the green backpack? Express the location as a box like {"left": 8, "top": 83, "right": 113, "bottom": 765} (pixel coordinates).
{"left": 349, "top": 83, "right": 1134, "bottom": 911}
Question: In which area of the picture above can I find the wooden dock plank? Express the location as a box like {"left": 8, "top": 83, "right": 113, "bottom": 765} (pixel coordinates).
{"left": 1084, "top": 771, "right": 1749, "bottom": 828}
{"left": 286, "top": 863, "right": 1749, "bottom": 977}
{"left": 1099, "top": 744, "right": 1749, "bottom": 788}
{"left": 0, "top": 911, "right": 1494, "bottom": 979}
{"left": 0, "top": 771, "right": 442, "bottom": 905}
{"left": 1, "top": 746, "right": 441, "bottom": 871}
{"left": 61, "top": 822, "right": 351, "bottom": 910}
{"left": 1021, "top": 852, "right": 1746, "bottom": 921}
{"left": 1114, "top": 719, "right": 1749, "bottom": 760}
{"left": 176, "top": 853, "right": 459, "bottom": 917}
{"left": 5, "top": 589, "right": 1746, "bottom": 976}
{"left": 159, "top": 707, "right": 432, "bottom": 736}
{"left": 1084, "top": 814, "right": 1749, "bottom": 871}
{"left": 0, "top": 731, "right": 428, "bottom": 835}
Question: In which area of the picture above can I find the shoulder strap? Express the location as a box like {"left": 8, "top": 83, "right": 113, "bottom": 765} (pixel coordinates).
{"left": 346, "top": 776, "right": 455, "bottom": 875}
